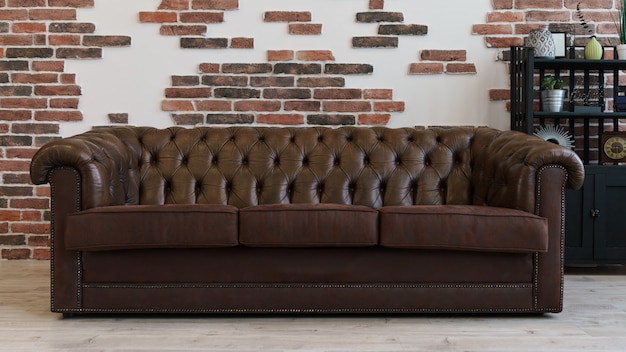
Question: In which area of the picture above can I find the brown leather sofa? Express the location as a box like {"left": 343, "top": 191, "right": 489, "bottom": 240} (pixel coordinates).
{"left": 30, "top": 126, "right": 585, "bottom": 315}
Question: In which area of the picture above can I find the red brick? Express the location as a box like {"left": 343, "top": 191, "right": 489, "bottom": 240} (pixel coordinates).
{"left": 493, "top": 0, "right": 513, "bottom": 9}
{"left": 263, "top": 11, "right": 311, "bottom": 22}
{"left": 0, "top": 210, "right": 22, "bottom": 221}
{"left": 314, "top": 88, "right": 362, "bottom": 100}
{"left": 160, "top": 25, "right": 207, "bottom": 36}
{"left": 323, "top": 101, "right": 371, "bottom": 112}
{"left": 289, "top": 23, "right": 322, "bottom": 35}
{"left": 409, "top": 63, "right": 444, "bottom": 75}
{"left": 369, "top": 0, "right": 384, "bottom": 10}
{"left": 489, "top": 89, "right": 511, "bottom": 101}
{"left": 48, "top": 34, "right": 81, "bottom": 46}
{"left": 0, "top": 34, "right": 35, "bottom": 46}
{"left": 0, "top": 9, "right": 28, "bottom": 20}
{"left": 284, "top": 101, "right": 320, "bottom": 111}
{"left": 32, "top": 60, "right": 64, "bottom": 72}
{"left": 484, "top": 36, "right": 524, "bottom": 48}
{"left": 11, "top": 73, "right": 58, "bottom": 83}
{"left": 446, "top": 63, "right": 477, "bottom": 74}
{"left": 268, "top": 50, "right": 294, "bottom": 61}
{"left": 0, "top": 109, "right": 32, "bottom": 120}
{"left": 32, "top": 248, "right": 50, "bottom": 260}
{"left": 516, "top": 0, "right": 562, "bottom": 9}
{"left": 191, "top": 0, "right": 239, "bottom": 10}
{"left": 1, "top": 98, "right": 47, "bottom": 109}
{"left": 230, "top": 37, "right": 253, "bottom": 48}
{"left": 159, "top": 0, "right": 189, "bottom": 10}
{"left": 27, "top": 235, "right": 50, "bottom": 247}
{"left": 364, "top": 89, "right": 393, "bottom": 100}
{"left": 374, "top": 101, "right": 405, "bottom": 112}
{"left": 12, "top": 22, "right": 46, "bottom": 33}
{"left": 487, "top": 11, "right": 524, "bottom": 22}
{"left": 50, "top": 98, "right": 79, "bottom": 109}
{"left": 10, "top": 198, "right": 50, "bottom": 209}
{"left": 29, "top": 9, "right": 76, "bottom": 20}
{"left": 161, "top": 100, "right": 195, "bottom": 111}
{"left": 165, "top": 87, "right": 212, "bottom": 98}
{"left": 180, "top": 12, "right": 224, "bottom": 23}
{"left": 198, "top": 63, "right": 220, "bottom": 73}
{"left": 139, "top": 11, "right": 178, "bottom": 23}
{"left": 421, "top": 50, "right": 467, "bottom": 61}
{"left": 1, "top": 248, "right": 31, "bottom": 260}
{"left": 358, "top": 113, "right": 391, "bottom": 125}
{"left": 48, "top": 0, "right": 94, "bottom": 7}
{"left": 257, "top": 113, "right": 304, "bottom": 125}
{"left": 296, "top": 50, "right": 335, "bottom": 61}
{"left": 35, "top": 110, "right": 83, "bottom": 121}
{"left": 471, "top": 24, "right": 513, "bottom": 35}
{"left": 234, "top": 100, "right": 281, "bottom": 112}
{"left": 34, "top": 84, "right": 81, "bottom": 96}
{"left": 195, "top": 100, "right": 232, "bottom": 111}
{"left": 21, "top": 210, "right": 43, "bottom": 221}
{"left": 10, "top": 222, "right": 50, "bottom": 234}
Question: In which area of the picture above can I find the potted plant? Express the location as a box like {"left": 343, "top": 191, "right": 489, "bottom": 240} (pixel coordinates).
{"left": 614, "top": 0, "right": 626, "bottom": 59}
{"left": 541, "top": 75, "right": 566, "bottom": 112}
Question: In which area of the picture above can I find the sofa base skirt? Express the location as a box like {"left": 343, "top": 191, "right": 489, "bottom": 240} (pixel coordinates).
{"left": 49, "top": 248, "right": 559, "bottom": 314}
{"left": 72, "top": 284, "right": 538, "bottom": 314}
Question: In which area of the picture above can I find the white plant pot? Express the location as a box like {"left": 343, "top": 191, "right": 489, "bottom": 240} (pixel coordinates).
{"left": 617, "top": 44, "right": 626, "bottom": 60}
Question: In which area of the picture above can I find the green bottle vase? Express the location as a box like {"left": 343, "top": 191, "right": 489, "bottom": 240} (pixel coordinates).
{"left": 584, "top": 36, "right": 603, "bottom": 60}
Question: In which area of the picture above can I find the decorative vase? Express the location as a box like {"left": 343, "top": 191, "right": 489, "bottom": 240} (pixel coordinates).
{"left": 617, "top": 44, "right": 626, "bottom": 60}
{"left": 525, "top": 29, "right": 556, "bottom": 59}
{"left": 584, "top": 36, "right": 603, "bottom": 60}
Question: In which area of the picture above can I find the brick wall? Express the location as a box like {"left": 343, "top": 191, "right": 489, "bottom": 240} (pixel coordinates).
{"left": 0, "top": 0, "right": 622, "bottom": 259}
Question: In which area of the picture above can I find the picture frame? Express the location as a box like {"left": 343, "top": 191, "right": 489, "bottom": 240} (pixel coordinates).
{"left": 552, "top": 32, "right": 567, "bottom": 58}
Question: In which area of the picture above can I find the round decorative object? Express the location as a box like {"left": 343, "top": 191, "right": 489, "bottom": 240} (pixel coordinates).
{"left": 600, "top": 132, "right": 626, "bottom": 163}
{"left": 533, "top": 125, "right": 575, "bottom": 149}
{"left": 525, "top": 29, "right": 556, "bottom": 59}
{"left": 584, "top": 36, "right": 603, "bottom": 60}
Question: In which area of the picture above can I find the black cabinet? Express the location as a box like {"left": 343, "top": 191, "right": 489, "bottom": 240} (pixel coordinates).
{"left": 510, "top": 46, "right": 626, "bottom": 264}
{"left": 566, "top": 166, "right": 626, "bottom": 264}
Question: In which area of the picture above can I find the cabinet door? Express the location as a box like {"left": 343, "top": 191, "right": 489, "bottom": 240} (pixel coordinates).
{"left": 565, "top": 174, "right": 595, "bottom": 263}
{"left": 593, "top": 168, "right": 626, "bottom": 263}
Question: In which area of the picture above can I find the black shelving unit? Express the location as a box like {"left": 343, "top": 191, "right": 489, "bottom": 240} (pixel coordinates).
{"left": 510, "top": 46, "right": 626, "bottom": 265}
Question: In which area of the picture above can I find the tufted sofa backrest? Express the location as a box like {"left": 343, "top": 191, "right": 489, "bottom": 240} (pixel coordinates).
{"left": 100, "top": 126, "right": 490, "bottom": 208}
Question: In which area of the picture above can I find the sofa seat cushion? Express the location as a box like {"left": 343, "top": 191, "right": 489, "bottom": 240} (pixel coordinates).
{"left": 65, "top": 204, "right": 239, "bottom": 251}
{"left": 379, "top": 205, "right": 548, "bottom": 253}
{"left": 239, "top": 204, "right": 378, "bottom": 247}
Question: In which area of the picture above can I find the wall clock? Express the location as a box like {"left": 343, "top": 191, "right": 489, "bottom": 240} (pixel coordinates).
{"left": 600, "top": 132, "right": 626, "bottom": 163}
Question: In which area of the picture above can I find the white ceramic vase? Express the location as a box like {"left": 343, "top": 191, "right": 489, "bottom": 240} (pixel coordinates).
{"left": 525, "top": 29, "right": 556, "bottom": 59}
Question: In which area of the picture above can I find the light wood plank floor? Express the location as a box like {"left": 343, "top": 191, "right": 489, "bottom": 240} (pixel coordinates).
{"left": 1, "top": 260, "right": 625, "bottom": 352}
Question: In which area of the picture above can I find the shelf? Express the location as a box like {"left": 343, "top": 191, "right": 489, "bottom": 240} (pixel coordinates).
{"left": 534, "top": 112, "right": 626, "bottom": 118}
{"left": 534, "top": 59, "right": 626, "bottom": 70}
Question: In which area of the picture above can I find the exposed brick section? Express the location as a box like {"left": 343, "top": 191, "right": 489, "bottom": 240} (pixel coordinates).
{"left": 410, "top": 50, "right": 477, "bottom": 75}
{"left": 288, "top": 23, "right": 322, "bottom": 35}
{"left": 0, "top": 1, "right": 129, "bottom": 259}
{"left": 160, "top": 50, "right": 404, "bottom": 127}
{"left": 353, "top": 7, "right": 426, "bottom": 49}
{"left": 108, "top": 113, "right": 129, "bottom": 124}
{"left": 142, "top": 0, "right": 241, "bottom": 49}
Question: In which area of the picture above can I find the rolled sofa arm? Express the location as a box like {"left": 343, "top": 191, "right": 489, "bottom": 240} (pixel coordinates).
{"left": 30, "top": 127, "right": 142, "bottom": 209}
{"left": 471, "top": 128, "right": 585, "bottom": 213}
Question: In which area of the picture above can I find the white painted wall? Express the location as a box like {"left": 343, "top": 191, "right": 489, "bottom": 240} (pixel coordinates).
{"left": 62, "top": 0, "right": 508, "bottom": 137}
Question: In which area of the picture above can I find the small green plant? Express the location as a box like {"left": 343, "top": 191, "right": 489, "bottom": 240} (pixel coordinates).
{"left": 541, "top": 75, "right": 565, "bottom": 90}
{"left": 576, "top": 2, "right": 594, "bottom": 35}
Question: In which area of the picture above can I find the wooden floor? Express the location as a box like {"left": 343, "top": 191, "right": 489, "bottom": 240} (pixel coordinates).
{"left": 1, "top": 261, "right": 626, "bottom": 351}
